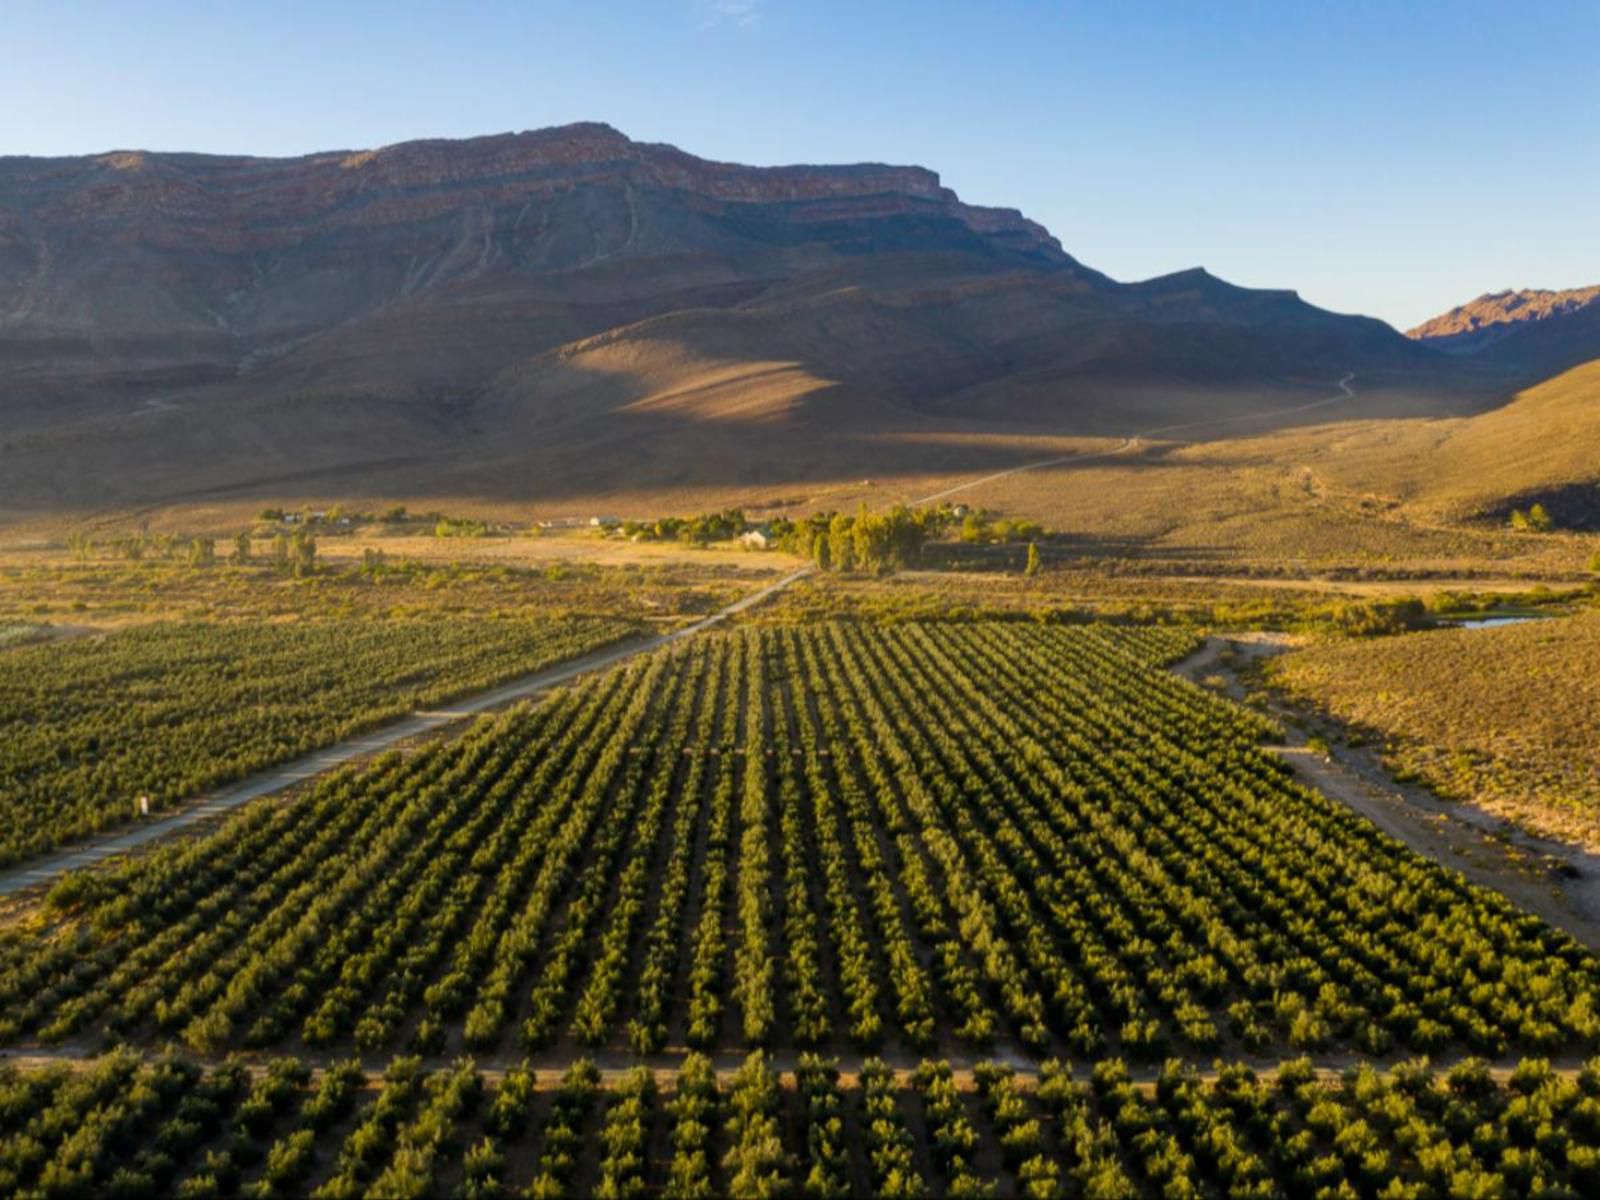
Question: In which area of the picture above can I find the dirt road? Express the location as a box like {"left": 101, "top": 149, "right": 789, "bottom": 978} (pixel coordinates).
{"left": 1170, "top": 634, "right": 1600, "bottom": 948}
{"left": 0, "top": 568, "right": 812, "bottom": 898}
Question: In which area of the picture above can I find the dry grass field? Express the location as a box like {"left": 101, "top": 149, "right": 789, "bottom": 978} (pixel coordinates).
{"left": 1270, "top": 611, "right": 1600, "bottom": 849}
{"left": 0, "top": 539, "right": 768, "bottom": 630}
{"left": 916, "top": 363, "right": 1600, "bottom": 577}
{"left": 5, "top": 364, "right": 1597, "bottom": 600}
{"left": 765, "top": 564, "right": 1591, "bottom": 633}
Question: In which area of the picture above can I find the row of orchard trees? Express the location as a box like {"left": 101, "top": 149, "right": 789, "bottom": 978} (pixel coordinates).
{"left": 10, "top": 1050, "right": 1600, "bottom": 1198}
{"left": 65, "top": 528, "right": 318, "bottom": 575}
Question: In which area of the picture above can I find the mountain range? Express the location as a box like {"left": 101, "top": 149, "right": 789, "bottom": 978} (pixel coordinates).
{"left": 0, "top": 123, "right": 1594, "bottom": 527}
{"left": 1407, "top": 286, "right": 1600, "bottom": 377}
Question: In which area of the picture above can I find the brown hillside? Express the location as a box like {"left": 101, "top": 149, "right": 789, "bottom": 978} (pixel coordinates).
{"left": 0, "top": 123, "right": 1457, "bottom": 526}
{"left": 1409, "top": 285, "right": 1600, "bottom": 384}
{"left": 1409, "top": 285, "right": 1600, "bottom": 351}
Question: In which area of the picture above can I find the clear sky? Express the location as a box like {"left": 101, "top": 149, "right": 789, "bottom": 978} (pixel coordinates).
{"left": 6, "top": 0, "right": 1596, "bottom": 330}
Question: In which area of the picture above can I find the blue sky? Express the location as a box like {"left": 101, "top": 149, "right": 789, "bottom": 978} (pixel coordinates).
{"left": 6, "top": 0, "right": 1596, "bottom": 329}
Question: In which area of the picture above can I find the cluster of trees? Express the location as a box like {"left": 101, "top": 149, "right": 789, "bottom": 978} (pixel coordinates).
{"left": 62, "top": 527, "right": 324, "bottom": 573}
{"left": 253, "top": 503, "right": 471, "bottom": 530}
{"left": 434, "top": 517, "right": 489, "bottom": 538}
{"left": 622, "top": 509, "right": 749, "bottom": 545}
{"left": 66, "top": 530, "right": 222, "bottom": 565}
{"left": 255, "top": 504, "right": 357, "bottom": 525}
{"left": 775, "top": 505, "right": 951, "bottom": 573}
{"left": 252, "top": 529, "right": 319, "bottom": 575}
{"left": 959, "top": 508, "right": 1045, "bottom": 545}
{"left": 617, "top": 501, "right": 1052, "bottom": 575}
{"left": 1509, "top": 502, "right": 1557, "bottom": 532}
{"left": 1315, "top": 596, "right": 1428, "bottom": 637}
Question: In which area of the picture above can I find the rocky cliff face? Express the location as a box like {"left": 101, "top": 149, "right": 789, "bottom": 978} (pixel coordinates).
{"left": 0, "top": 122, "right": 1064, "bottom": 274}
{"left": 0, "top": 123, "right": 1077, "bottom": 407}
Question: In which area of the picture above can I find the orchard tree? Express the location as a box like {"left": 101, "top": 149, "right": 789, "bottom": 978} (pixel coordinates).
{"left": 828, "top": 514, "right": 855, "bottom": 573}
{"left": 291, "top": 530, "right": 317, "bottom": 577}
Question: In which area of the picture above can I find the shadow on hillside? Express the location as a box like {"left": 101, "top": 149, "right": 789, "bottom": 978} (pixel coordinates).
{"left": 0, "top": 347, "right": 1506, "bottom": 524}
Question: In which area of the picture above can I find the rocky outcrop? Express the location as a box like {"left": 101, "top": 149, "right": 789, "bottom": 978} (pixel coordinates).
{"left": 1409, "top": 286, "right": 1600, "bottom": 351}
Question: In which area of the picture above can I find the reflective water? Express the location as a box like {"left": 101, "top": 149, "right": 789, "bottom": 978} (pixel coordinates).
{"left": 1451, "top": 615, "right": 1542, "bottom": 630}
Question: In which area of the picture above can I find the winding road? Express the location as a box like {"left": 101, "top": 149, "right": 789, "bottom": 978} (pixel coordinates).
{"left": 0, "top": 568, "right": 812, "bottom": 898}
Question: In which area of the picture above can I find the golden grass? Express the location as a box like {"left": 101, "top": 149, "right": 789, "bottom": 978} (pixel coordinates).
{"left": 917, "top": 362, "right": 1600, "bottom": 576}
{"left": 6, "top": 360, "right": 1597, "bottom": 585}
{"left": 0, "top": 547, "right": 760, "bottom": 629}
{"left": 1271, "top": 611, "right": 1600, "bottom": 849}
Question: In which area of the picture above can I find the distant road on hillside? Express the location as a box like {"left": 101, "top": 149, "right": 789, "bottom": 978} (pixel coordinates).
{"left": 910, "top": 373, "right": 1357, "bottom": 507}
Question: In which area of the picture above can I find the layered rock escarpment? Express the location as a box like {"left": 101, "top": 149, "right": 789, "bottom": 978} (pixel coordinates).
{"left": 0, "top": 123, "right": 1072, "bottom": 402}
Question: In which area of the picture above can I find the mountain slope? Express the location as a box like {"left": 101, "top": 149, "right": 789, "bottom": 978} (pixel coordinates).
{"left": 0, "top": 123, "right": 1449, "bottom": 522}
{"left": 1408, "top": 285, "right": 1600, "bottom": 384}
{"left": 1409, "top": 286, "right": 1600, "bottom": 352}
{"left": 0, "top": 122, "right": 1074, "bottom": 408}
{"left": 1189, "top": 357, "right": 1600, "bottom": 529}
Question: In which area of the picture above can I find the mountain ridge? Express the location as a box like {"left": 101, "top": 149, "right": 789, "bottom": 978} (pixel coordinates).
{"left": 1408, "top": 285, "right": 1600, "bottom": 352}
{"left": 0, "top": 121, "right": 1067, "bottom": 267}
{"left": 0, "top": 122, "right": 1464, "bottom": 525}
